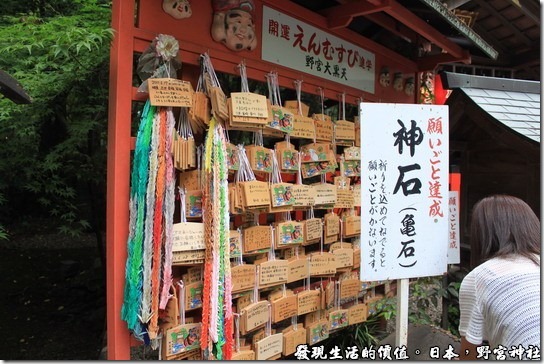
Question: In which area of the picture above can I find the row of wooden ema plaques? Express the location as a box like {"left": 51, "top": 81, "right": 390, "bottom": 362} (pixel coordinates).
{"left": 146, "top": 77, "right": 390, "bottom": 360}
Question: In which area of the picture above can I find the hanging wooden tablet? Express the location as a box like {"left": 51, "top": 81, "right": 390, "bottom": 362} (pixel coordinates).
{"left": 270, "top": 291, "right": 297, "bottom": 323}
{"left": 242, "top": 225, "right": 272, "bottom": 254}
{"left": 334, "top": 175, "right": 351, "bottom": 190}
{"left": 172, "top": 222, "right": 205, "bottom": 264}
{"left": 340, "top": 279, "right": 361, "bottom": 300}
{"left": 306, "top": 319, "right": 329, "bottom": 345}
{"left": 226, "top": 142, "right": 240, "bottom": 172}
{"left": 148, "top": 78, "right": 193, "bottom": 107}
{"left": 267, "top": 104, "right": 294, "bottom": 134}
{"left": 182, "top": 266, "right": 203, "bottom": 284}
{"left": 286, "top": 256, "right": 309, "bottom": 283}
{"left": 209, "top": 86, "right": 229, "bottom": 123}
{"left": 343, "top": 215, "right": 361, "bottom": 237}
{"left": 343, "top": 159, "right": 361, "bottom": 177}
{"left": 231, "top": 264, "right": 256, "bottom": 293}
{"left": 284, "top": 100, "right": 310, "bottom": 117}
{"left": 185, "top": 190, "right": 202, "bottom": 219}
{"left": 275, "top": 220, "right": 304, "bottom": 248}
{"left": 165, "top": 323, "right": 201, "bottom": 358}
{"left": 309, "top": 252, "right": 337, "bottom": 276}
{"left": 282, "top": 324, "right": 306, "bottom": 356}
{"left": 328, "top": 309, "right": 349, "bottom": 331}
{"left": 291, "top": 184, "right": 315, "bottom": 209}
{"left": 352, "top": 184, "right": 361, "bottom": 207}
{"left": 348, "top": 302, "right": 368, "bottom": 325}
{"left": 344, "top": 146, "right": 361, "bottom": 161}
{"left": 236, "top": 294, "right": 252, "bottom": 312}
{"left": 303, "top": 218, "right": 322, "bottom": 245}
{"left": 283, "top": 246, "right": 304, "bottom": 260}
{"left": 188, "top": 91, "right": 210, "bottom": 132}
{"left": 229, "top": 229, "right": 242, "bottom": 258}
{"left": 245, "top": 145, "right": 273, "bottom": 174}
{"left": 291, "top": 114, "right": 316, "bottom": 140}
{"left": 324, "top": 213, "right": 340, "bottom": 237}
{"left": 334, "top": 189, "right": 354, "bottom": 209}
{"left": 158, "top": 284, "right": 179, "bottom": 333}
{"left": 335, "top": 120, "right": 356, "bottom": 144}
{"left": 314, "top": 184, "right": 337, "bottom": 208}
{"left": 183, "top": 281, "right": 203, "bottom": 311}
{"left": 239, "top": 180, "right": 271, "bottom": 210}
{"left": 229, "top": 92, "right": 269, "bottom": 123}
{"left": 353, "top": 247, "right": 361, "bottom": 269}
{"left": 275, "top": 141, "right": 299, "bottom": 173}
{"left": 231, "top": 350, "right": 256, "bottom": 361}
{"left": 178, "top": 169, "right": 200, "bottom": 191}
{"left": 270, "top": 183, "right": 296, "bottom": 207}
{"left": 258, "top": 259, "right": 288, "bottom": 287}
{"left": 296, "top": 290, "right": 320, "bottom": 315}
{"left": 255, "top": 333, "right": 283, "bottom": 360}
{"left": 240, "top": 301, "right": 269, "bottom": 334}
{"left": 330, "top": 245, "right": 354, "bottom": 270}
{"left": 313, "top": 118, "right": 333, "bottom": 142}
{"left": 324, "top": 281, "right": 336, "bottom": 310}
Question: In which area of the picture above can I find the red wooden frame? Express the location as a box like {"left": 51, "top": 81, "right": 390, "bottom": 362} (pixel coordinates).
{"left": 107, "top": 0, "right": 463, "bottom": 359}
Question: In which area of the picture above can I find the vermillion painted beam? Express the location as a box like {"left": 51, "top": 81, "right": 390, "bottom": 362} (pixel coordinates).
{"left": 321, "top": 0, "right": 392, "bottom": 30}
{"left": 106, "top": 0, "right": 134, "bottom": 360}
{"left": 417, "top": 52, "right": 471, "bottom": 71}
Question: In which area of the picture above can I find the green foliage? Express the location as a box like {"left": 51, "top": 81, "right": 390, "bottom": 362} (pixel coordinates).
{"left": 408, "top": 276, "right": 442, "bottom": 326}
{"left": 323, "top": 315, "right": 385, "bottom": 353}
{"left": 443, "top": 280, "right": 463, "bottom": 337}
{"left": 0, "top": 0, "right": 112, "bottom": 237}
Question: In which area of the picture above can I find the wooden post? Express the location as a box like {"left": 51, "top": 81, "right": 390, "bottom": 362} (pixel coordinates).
{"left": 395, "top": 278, "right": 409, "bottom": 348}
{"left": 106, "top": 0, "right": 135, "bottom": 359}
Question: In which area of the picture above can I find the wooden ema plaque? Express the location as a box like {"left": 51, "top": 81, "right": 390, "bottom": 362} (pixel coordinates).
{"left": 165, "top": 323, "right": 201, "bottom": 358}
{"left": 239, "top": 180, "right": 271, "bottom": 209}
{"left": 182, "top": 266, "right": 203, "bottom": 284}
{"left": 324, "top": 213, "right": 340, "bottom": 237}
{"left": 246, "top": 145, "right": 274, "bottom": 174}
{"left": 306, "top": 319, "right": 329, "bottom": 345}
{"left": 303, "top": 218, "right": 322, "bottom": 245}
{"left": 339, "top": 278, "right": 361, "bottom": 300}
{"left": 353, "top": 248, "right": 361, "bottom": 269}
{"left": 209, "top": 86, "right": 229, "bottom": 123}
{"left": 158, "top": 285, "right": 179, "bottom": 333}
{"left": 185, "top": 190, "right": 202, "bottom": 219}
{"left": 178, "top": 169, "right": 200, "bottom": 191}
{"left": 344, "top": 146, "right": 361, "bottom": 161}
{"left": 310, "top": 252, "right": 337, "bottom": 276}
{"left": 291, "top": 115, "right": 316, "bottom": 140}
{"left": 226, "top": 143, "right": 240, "bottom": 171}
{"left": 328, "top": 309, "right": 349, "bottom": 331}
{"left": 271, "top": 294, "right": 297, "bottom": 323}
{"left": 241, "top": 301, "right": 269, "bottom": 334}
{"left": 255, "top": 333, "right": 283, "bottom": 360}
{"left": 351, "top": 185, "right": 361, "bottom": 207}
{"left": 184, "top": 281, "right": 203, "bottom": 311}
{"left": 296, "top": 289, "right": 320, "bottom": 315}
{"left": 230, "top": 92, "right": 269, "bottom": 119}
{"left": 343, "top": 216, "right": 361, "bottom": 237}
{"left": 334, "top": 189, "right": 354, "bottom": 209}
{"left": 229, "top": 229, "right": 242, "bottom": 258}
{"left": 148, "top": 78, "right": 193, "bottom": 107}
{"left": 231, "top": 350, "right": 256, "bottom": 360}
{"left": 286, "top": 257, "right": 309, "bottom": 283}
{"left": 348, "top": 303, "right": 368, "bottom": 325}
{"left": 282, "top": 324, "right": 306, "bottom": 356}
{"left": 284, "top": 100, "right": 310, "bottom": 117}
{"left": 270, "top": 183, "right": 296, "bottom": 207}
{"left": 243, "top": 226, "right": 271, "bottom": 253}
{"left": 275, "top": 141, "right": 299, "bottom": 173}
{"left": 231, "top": 264, "right": 256, "bottom": 293}
{"left": 334, "top": 120, "right": 355, "bottom": 141}
{"left": 172, "top": 250, "right": 205, "bottom": 265}
{"left": 259, "top": 260, "right": 288, "bottom": 287}
{"left": 275, "top": 221, "right": 303, "bottom": 248}
{"left": 331, "top": 247, "right": 354, "bottom": 269}
{"left": 268, "top": 105, "right": 294, "bottom": 134}
{"left": 313, "top": 118, "right": 333, "bottom": 142}
{"left": 172, "top": 222, "right": 204, "bottom": 252}
{"left": 291, "top": 184, "right": 315, "bottom": 208}
{"left": 314, "top": 184, "right": 337, "bottom": 206}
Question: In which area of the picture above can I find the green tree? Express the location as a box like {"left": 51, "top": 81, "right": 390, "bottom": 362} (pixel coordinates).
{"left": 0, "top": 0, "right": 113, "bottom": 252}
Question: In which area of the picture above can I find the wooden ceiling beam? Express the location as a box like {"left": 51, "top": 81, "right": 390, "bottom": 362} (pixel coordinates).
{"left": 364, "top": 12, "right": 419, "bottom": 44}
{"left": 509, "top": 0, "right": 540, "bottom": 26}
{"left": 384, "top": 0, "right": 467, "bottom": 59}
{"left": 472, "top": 0, "right": 533, "bottom": 46}
{"left": 320, "top": 0, "right": 392, "bottom": 30}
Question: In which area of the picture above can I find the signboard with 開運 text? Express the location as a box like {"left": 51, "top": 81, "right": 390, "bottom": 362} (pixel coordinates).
{"left": 360, "top": 103, "right": 449, "bottom": 281}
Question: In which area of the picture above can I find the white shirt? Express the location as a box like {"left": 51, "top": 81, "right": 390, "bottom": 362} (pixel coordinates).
{"left": 459, "top": 255, "right": 540, "bottom": 350}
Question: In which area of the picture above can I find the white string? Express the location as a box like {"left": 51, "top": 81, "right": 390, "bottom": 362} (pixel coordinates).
{"left": 317, "top": 87, "right": 325, "bottom": 118}
{"left": 238, "top": 61, "right": 250, "bottom": 93}
{"left": 177, "top": 280, "right": 186, "bottom": 325}
{"left": 269, "top": 226, "right": 276, "bottom": 261}
{"left": 238, "top": 228, "right": 243, "bottom": 266}
{"left": 265, "top": 302, "right": 272, "bottom": 337}
{"left": 235, "top": 145, "right": 256, "bottom": 182}
{"left": 291, "top": 315, "right": 298, "bottom": 330}
{"left": 294, "top": 80, "right": 303, "bottom": 116}
{"left": 234, "top": 312, "right": 241, "bottom": 352}
{"left": 179, "top": 187, "right": 187, "bottom": 223}
{"left": 253, "top": 265, "right": 260, "bottom": 303}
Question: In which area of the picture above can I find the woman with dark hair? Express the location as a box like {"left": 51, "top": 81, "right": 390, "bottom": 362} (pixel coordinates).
{"left": 459, "top": 195, "right": 540, "bottom": 360}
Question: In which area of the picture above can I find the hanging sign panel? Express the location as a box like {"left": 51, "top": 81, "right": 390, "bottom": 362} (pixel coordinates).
{"left": 360, "top": 103, "right": 449, "bottom": 281}
{"left": 448, "top": 191, "right": 460, "bottom": 264}
{"left": 262, "top": 6, "right": 375, "bottom": 94}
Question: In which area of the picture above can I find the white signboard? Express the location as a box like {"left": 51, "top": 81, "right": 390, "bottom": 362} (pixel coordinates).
{"left": 262, "top": 6, "right": 375, "bottom": 94}
{"left": 448, "top": 191, "right": 461, "bottom": 264}
{"left": 360, "top": 103, "right": 449, "bottom": 281}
